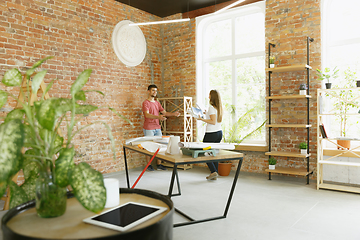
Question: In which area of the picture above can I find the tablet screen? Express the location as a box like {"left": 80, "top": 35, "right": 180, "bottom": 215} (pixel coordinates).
{"left": 83, "top": 202, "right": 167, "bottom": 231}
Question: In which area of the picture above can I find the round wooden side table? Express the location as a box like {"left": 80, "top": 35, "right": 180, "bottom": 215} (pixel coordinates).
{"left": 1, "top": 188, "right": 173, "bottom": 240}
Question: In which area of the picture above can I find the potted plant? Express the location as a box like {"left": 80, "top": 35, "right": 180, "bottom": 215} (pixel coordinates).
{"left": 299, "top": 142, "right": 308, "bottom": 154}
{"left": 299, "top": 84, "right": 307, "bottom": 95}
{"left": 218, "top": 161, "right": 232, "bottom": 176}
{"left": 0, "top": 57, "right": 131, "bottom": 217}
{"left": 269, "top": 56, "right": 275, "bottom": 68}
{"left": 316, "top": 67, "right": 339, "bottom": 89}
{"left": 268, "top": 157, "right": 277, "bottom": 170}
{"left": 331, "top": 68, "right": 358, "bottom": 150}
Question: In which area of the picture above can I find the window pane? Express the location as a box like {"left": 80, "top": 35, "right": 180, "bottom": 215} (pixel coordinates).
{"left": 235, "top": 56, "right": 266, "bottom": 142}
{"left": 204, "top": 19, "right": 232, "bottom": 58}
{"left": 327, "top": 43, "right": 360, "bottom": 81}
{"left": 206, "top": 60, "right": 232, "bottom": 137}
{"left": 328, "top": 1, "right": 360, "bottom": 42}
{"left": 235, "top": 13, "right": 265, "bottom": 54}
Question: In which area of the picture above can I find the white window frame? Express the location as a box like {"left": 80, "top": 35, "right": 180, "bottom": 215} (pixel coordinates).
{"left": 195, "top": 1, "right": 266, "bottom": 144}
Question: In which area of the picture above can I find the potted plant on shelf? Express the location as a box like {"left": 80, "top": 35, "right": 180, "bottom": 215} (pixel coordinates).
{"left": 269, "top": 56, "right": 275, "bottom": 68}
{"left": 331, "top": 68, "right": 358, "bottom": 150}
{"left": 268, "top": 157, "right": 277, "bottom": 170}
{"left": 316, "top": 66, "right": 339, "bottom": 89}
{"left": 299, "top": 142, "right": 308, "bottom": 154}
{"left": 0, "top": 56, "right": 131, "bottom": 217}
{"left": 299, "top": 84, "right": 307, "bottom": 95}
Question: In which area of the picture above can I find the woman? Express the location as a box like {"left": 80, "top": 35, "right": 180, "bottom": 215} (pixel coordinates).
{"left": 196, "top": 90, "right": 223, "bottom": 180}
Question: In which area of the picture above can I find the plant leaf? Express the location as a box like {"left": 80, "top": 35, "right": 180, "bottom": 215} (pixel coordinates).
{"left": 75, "top": 105, "right": 98, "bottom": 115}
{"left": 9, "top": 181, "right": 29, "bottom": 209}
{"left": 21, "top": 176, "right": 37, "bottom": 200}
{"left": 31, "top": 56, "right": 54, "bottom": 69}
{"left": 0, "top": 90, "right": 8, "bottom": 109}
{"left": 102, "top": 122, "right": 116, "bottom": 160}
{"left": 31, "top": 70, "right": 47, "bottom": 96}
{"left": 55, "top": 147, "right": 75, "bottom": 187}
{"left": 71, "top": 69, "right": 92, "bottom": 97}
{"left": 70, "top": 162, "right": 106, "bottom": 213}
{"left": 108, "top": 107, "right": 134, "bottom": 127}
{"left": 84, "top": 90, "right": 105, "bottom": 96}
{"left": 36, "top": 98, "right": 59, "bottom": 131}
{"left": 0, "top": 180, "right": 7, "bottom": 199}
{"left": 4, "top": 109, "right": 25, "bottom": 123}
{"left": 2, "top": 68, "right": 22, "bottom": 86}
{"left": 41, "top": 78, "right": 56, "bottom": 100}
{"left": 55, "top": 98, "right": 72, "bottom": 116}
{"left": 75, "top": 90, "right": 86, "bottom": 102}
{"left": 23, "top": 149, "right": 40, "bottom": 180}
{"left": 0, "top": 120, "right": 24, "bottom": 185}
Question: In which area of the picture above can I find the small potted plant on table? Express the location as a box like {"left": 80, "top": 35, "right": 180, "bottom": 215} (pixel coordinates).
{"left": 268, "top": 157, "right": 277, "bottom": 170}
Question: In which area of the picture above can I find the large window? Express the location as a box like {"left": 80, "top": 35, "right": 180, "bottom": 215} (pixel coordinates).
{"left": 322, "top": 0, "right": 360, "bottom": 142}
{"left": 196, "top": 1, "right": 266, "bottom": 144}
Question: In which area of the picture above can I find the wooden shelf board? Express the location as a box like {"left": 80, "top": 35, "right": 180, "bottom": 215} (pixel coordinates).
{"left": 265, "top": 167, "right": 310, "bottom": 176}
{"left": 265, "top": 151, "right": 311, "bottom": 158}
{"left": 267, "top": 124, "right": 311, "bottom": 128}
{"left": 323, "top": 149, "right": 360, "bottom": 158}
{"left": 266, "top": 95, "right": 311, "bottom": 100}
{"left": 318, "top": 160, "right": 360, "bottom": 167}
{"left": 318, "top": 183, "right": 360, "bottom": 194}
{"left": 266, "top": 64, "right": 312, "bottom": 72}
{"left": 162, "top": 162, "right": 192, "bottom": 170}
{"left": 234, "top": 144, "right": 267, "bottom": 152}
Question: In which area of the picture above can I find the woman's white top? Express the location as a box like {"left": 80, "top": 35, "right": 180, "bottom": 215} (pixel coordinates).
{"left": 205, "top": 105, "right": 222, "bottom": 133}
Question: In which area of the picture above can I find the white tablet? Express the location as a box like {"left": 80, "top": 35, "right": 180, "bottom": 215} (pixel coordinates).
{"left": 83, "top": 202, "right": 167, "bottom": 232}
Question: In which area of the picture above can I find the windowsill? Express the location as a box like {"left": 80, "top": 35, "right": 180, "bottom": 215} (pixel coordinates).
{"left": 323, "top": 149, "right": 360, "bottom": 158}
{"left": 234, "top": 144, "right": 267, "bottom": 152}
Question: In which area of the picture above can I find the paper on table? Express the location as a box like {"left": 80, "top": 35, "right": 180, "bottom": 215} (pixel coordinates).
{"left": 125, "top": 136, "right": 162, "bottom": 145}
{"left": 137, "top": 142, "right": 167, "bottom": 152}
{"left": 178, "top": 142, "right": 235, "bottom": 150}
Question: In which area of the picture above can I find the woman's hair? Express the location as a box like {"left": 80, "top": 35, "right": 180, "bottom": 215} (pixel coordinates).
{"left": 209, "top": 90, "right": 223, "bottom": 123}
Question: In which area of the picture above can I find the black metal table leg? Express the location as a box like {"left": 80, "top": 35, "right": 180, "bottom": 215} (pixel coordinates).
{"left": 223, "top": 157, "right": 243, "bottom": 217}
{"left": 174, "top": 157, "right": 243, "bottom": 228}
{"left": 123, "top": 146, "right": 130, "bottom": 188}
{"left": 168, "top": 164, "right": 181, "bottom": 197}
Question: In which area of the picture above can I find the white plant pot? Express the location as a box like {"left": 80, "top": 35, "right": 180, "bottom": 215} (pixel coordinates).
{"left": 270, "top": 64, "right": 275, "bottom": 68}
{"left": 301, "top": 149, "right": 307, "bottom": 154}
{"left": 299, "top": 90, "right": 306, "bottom": 95}
{"left": 269, "top": 165, "right": 275, "bottom": 170}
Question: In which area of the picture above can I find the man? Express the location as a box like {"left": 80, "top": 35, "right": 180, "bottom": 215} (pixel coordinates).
{"left": 142, "top": 84, "right": 180, "bottom": 171}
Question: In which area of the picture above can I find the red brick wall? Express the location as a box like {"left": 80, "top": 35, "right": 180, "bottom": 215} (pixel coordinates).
{"left": 0, "top": 0, "right": 164, "bottom": 174}
{"left": 265, "top": 0, "right": 321, "bottom": 178}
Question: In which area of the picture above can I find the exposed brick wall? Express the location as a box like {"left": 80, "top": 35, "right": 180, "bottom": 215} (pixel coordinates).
{"left": 265, "top": 0, "right": 321, "bottom": 178}
{"left": 0, "top": 0, "right": 164, "bottom": 176}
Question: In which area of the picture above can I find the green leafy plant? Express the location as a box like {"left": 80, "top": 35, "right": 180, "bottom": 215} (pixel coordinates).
{"left": 268, "top": 157, "right": 277, "bottom": 165}
{"left": 223, "top": 107, "right": 266, "bottom": 144}
{"left": 316, "top": 67, "right": 339, "bottom": 83}
{"left": 269, "top": 56, "right": 275, "bottom": 64}
{"left": 330, "top": 68, "right": 359, "bottom": 137}
{"left": 0, "top": 56, "right": 131, "bottom": 212}
{"left": 299, "top": 142, "right": 308, "bottom": 149}
{"left": 299, "top": 84, "right": 307, "bottom": 90}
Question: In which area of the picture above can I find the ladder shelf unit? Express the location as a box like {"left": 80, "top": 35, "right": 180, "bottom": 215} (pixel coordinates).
{"left": 317, "top": 88, "right": 360, "bottom": 193}
{"left": 265, "top": 37, "right": 314, "bottom": 184}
